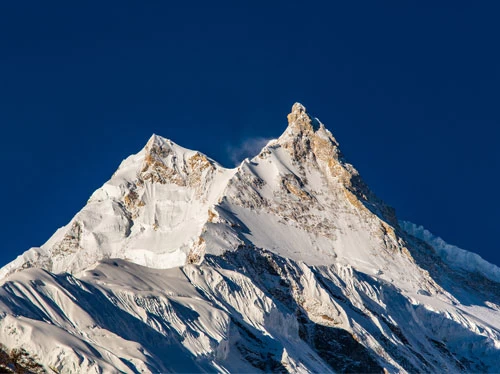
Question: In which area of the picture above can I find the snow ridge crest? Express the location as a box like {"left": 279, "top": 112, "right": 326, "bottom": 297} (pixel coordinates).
{"left": 1, "top": 103, "right": 496, "bottom": 287}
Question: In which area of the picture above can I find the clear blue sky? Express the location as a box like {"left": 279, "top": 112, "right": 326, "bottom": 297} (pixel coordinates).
{"left": 1, "top": 2, "right": 499, "bottom": 267}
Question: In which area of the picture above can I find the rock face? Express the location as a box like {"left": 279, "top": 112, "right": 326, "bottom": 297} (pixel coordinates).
{"left": 0, "top": 104, "right": 499, "bottom": 373}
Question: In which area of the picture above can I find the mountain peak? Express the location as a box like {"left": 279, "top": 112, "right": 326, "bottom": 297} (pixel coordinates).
{"left": 1, "top": 104, "right": 499, "bottom": 373}
{"left": 288, "top": 103, "right": 314, "bottom": 135}
{"left": 286, "top": 102, "right": 319, "bottom": 134}
{"left": 277, "top": 103, "right": 340, "bottom": 165}
{"left": 291, "top": 101, "right": 306, "bottom": 114}
{"left": 146, "top": 133, "right": 161, "bottom": 145}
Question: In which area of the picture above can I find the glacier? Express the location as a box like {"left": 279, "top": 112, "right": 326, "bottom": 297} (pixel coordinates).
{"left": 0, "top": 103, "right": 499, "bottom": 373}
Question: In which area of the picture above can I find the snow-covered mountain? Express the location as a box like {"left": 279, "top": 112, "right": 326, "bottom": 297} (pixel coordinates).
{"left": 1, "top": 103, "right": 499, "bottom": 373}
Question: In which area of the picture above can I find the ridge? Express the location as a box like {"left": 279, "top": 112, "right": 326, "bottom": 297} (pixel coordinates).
{"left": 0, "top": 104, "right": 425, "bottom": 276}
{"left": 1, "top": 103, "right": 496, "bottom": 282}
{"left": 0, "top": 104, "right": 499, "bottom": 373}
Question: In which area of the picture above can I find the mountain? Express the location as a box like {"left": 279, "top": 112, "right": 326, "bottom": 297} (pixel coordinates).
{"left": 1, "top": 103, "right": 499, "bottom": 373}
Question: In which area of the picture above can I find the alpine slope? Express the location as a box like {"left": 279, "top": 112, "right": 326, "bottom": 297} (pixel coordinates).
{"left": 0, "top": 103, "right": 499, "bottom": 373}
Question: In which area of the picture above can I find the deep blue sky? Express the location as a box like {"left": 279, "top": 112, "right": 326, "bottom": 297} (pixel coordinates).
{"left": 1, "top": 2, "right": 499, "bottom": 268}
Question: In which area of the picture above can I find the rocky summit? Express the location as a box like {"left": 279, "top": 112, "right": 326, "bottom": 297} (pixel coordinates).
{"left": 0, "top": 104, "right": 499, "bottom": 373}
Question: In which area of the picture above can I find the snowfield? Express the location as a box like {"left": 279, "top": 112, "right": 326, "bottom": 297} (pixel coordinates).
{"left": 0, "top": 103, "right": 499, "bottom": 373}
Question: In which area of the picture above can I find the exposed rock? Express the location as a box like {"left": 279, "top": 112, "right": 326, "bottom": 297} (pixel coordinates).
{"left": 1, "top": 103, "right": 498, "bottom": 373}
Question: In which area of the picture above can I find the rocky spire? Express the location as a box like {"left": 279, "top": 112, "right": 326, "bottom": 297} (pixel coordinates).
{"left": 277, "top": 102, "right": 339, "bottom": 163}
{"left": 286, "top": 102, "right": 320, "bottom": 135}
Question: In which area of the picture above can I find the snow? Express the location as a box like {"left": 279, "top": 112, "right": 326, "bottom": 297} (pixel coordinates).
{"left": 1, "top": 134, "right": 237, "bottom": 277}
{"left": 401, "top": 220, "right": 500, "bottom": 283}
{"left": 0, "top": 103, "right": 499, "bottom": 373}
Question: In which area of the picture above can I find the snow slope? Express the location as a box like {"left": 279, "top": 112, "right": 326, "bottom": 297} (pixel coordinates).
{"left": 401, "top": 220, "right": 500, "bottom": 283}
{"left": 0, "top": 103, "right": 499, "bottom": 373}
{"left": 0, "top": 135, "right": 236, "bottom": 277}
